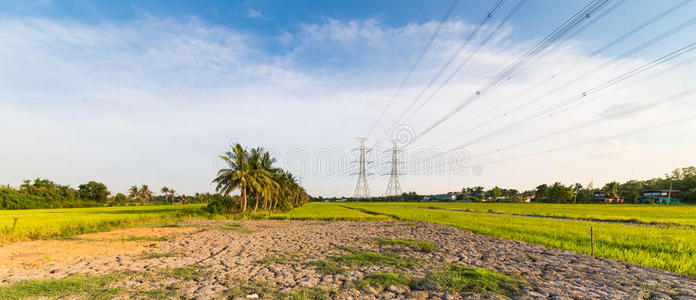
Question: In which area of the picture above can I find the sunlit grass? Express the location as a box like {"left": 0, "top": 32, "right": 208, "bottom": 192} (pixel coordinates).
{"left": 0, "top": 204, "right": 205, "bottom": 245}
{"left": 284, "top": 202, "right": 696, "bottom": 276}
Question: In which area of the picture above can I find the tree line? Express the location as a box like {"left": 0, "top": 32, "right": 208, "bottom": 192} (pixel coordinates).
{"left": 461, "top": 166, "right": 696, "bottom": 204}
{"left": 1, "top": 180, "right": 222, "bottom": 210}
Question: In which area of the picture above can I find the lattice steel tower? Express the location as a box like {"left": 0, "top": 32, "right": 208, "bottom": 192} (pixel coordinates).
{"left": 385, "top": 141, "right": 402, "bottom": 196}
{"left": 353, "top": 138, "right": 372, "bottom": 198}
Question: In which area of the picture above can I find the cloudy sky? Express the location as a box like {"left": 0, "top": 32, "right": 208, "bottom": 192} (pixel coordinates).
{"left": 1, "top": 0, "right": 695, "bottom": 197}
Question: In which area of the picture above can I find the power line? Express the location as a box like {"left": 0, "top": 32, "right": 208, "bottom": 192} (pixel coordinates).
{"left": 414, "top": 0, "right": 690, "bottom": 148}
{"left": 414, "top": 0, "right": 616, "bottom": 140}
{"left": 411, "top": 42, "right": 696, "bottom": 171}
{"left": 473, "top": 116, "right": 696, "bottom": 168}
{"left": 400, "top": 0, "right": 528, "bottom": 127}
{"left": 374, "top": 0, "right": 508, "bottom": 144}
{"left": 365, "top": 0, "right": 461, "bottom": 138}
{"left": 418, "top": 11, "right": 696, "bottom": 149}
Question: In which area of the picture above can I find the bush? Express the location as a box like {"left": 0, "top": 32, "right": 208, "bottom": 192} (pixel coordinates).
{"left": 204, "top": 197, "right": 239, "bottom": 214}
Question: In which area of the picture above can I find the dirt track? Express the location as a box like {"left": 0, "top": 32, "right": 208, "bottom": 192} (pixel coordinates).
{"left": 1, "top": 220, "right": 694, "bottom": 299}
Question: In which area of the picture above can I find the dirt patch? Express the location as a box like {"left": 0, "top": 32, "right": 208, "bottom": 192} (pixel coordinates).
{"left": 0, "top": 226, "right": 198, "bottom": 276}
{"left": 0, "top": 220, "right": 694, "bottom": 299}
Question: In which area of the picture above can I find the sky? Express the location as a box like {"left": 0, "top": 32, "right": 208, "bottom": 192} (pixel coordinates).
{"left": 1, "top": 0, "right": 695, "bottom": 197}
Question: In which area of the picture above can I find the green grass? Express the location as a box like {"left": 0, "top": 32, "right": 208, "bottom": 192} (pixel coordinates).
{"left": 0, "top": 204, "right": 206, "bottom": 245}
{"left": 124, "top": 235, "right": 168, "bottom": 242}
{"left": 137, "top": 252, "right": 182, "bottom": 260}
{"left": 256, "top": 251, "right": 302, "bottom": 265}
{"left": 374, "top": 238, "right": 435, "bottom": 253}
{"left": 284, "top": 287, "right": 335, "bottom": 300}
{"left": 281, "top": 202, "right": 696, "bottom": 276}
{"left": 361, "top": 202, "right": 696, "bottom": 227}
{"left": 0, "top": 274, "right": 121, "bottom": 299}
{"left": 308, "top": 247, "right": 419, "bottom": 274}
{"left": 427, "top": 264, "right": 524, "bottom": 297}
{"left": 272, "top": 202, "right": 392, "bottom": 221}
{"left": 220, "top": 227, "right": 255, "bottom": 234}
{"left": 355, "top": 272, "right": 419, "bottom": 291}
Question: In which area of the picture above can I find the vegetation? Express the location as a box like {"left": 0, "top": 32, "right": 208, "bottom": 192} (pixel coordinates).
{"left": 374, "top": 238, "right": 435, "bottom": 253}
{"left": 0, "top": 178, "right": 216, "bottom": 210}
{"left": 279, "top": 202, "right": 696, "bottom": 276}
{"left": 460, "top": 166, "right": 696, "bottom": 203}
{"left": 255, "top": 251, "right": 302, "bottom": 265}
{"left": 273, "top": 202, "right": 392, "bottom": 221}
{"left": 0, "top": 179, "right": 107, "bottom": 209}
{"left": 0, "top": 274, "right": 120, "bottom": 299}
{"left": 308, "top": 247, "right": 419, "bottom": 274}
{"left": 427, "top": 264, "right": 523, "bottom": 297}
{"left": 0, "top": 204, "right": 204, "bottom": 245}
{"left": 355, "top": 272, "right": 419, "bottom": 291}
{"left": 211, "top": 143, "right": 309, "bottom": 213}
{"left": 406, "top": 202, "right": 696, "bottom": 226}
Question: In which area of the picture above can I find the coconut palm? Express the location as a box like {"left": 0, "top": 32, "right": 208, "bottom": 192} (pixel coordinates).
{"left": 169, "top": 189, "right": 176, "bottom": 204}
{"left": 246, "top": 147, "right": 280, "bottom": 211}
{"left": 139, "top": 185, "right": 152, "bottom": 204}
{"left": 213, "top": 143, "right": 270, "bottom": 212}
{"left": 128, "top": 185, "right": 139, "bottom": 202}
{"left": 161, "top": 186, "right": 170, "bottom": 204}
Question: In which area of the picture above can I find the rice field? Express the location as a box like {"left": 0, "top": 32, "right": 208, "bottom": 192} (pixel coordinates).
{"left": 0, "top": 204, "right": 205, "bottom": 245}
{"left": 281, "top": 202, "right": 696, "bottom": 276}
{"left": 374, "top": 202, "right": 696, "bottom": 226}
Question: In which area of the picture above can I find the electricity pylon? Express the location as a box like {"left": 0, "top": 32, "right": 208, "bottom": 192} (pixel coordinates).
{"left": 385, "top": 140, "right": 403, "bottom": 196}
{"left": 353, "top": 137, "right": 372, "bottom": 198}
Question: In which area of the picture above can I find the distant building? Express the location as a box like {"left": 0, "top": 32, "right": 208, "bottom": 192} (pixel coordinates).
{"left": 423, "top": 194, "right": 457, "bottom": 202}
{"left": 593, "top": 191, "right": 624, "bottom": 203}
{"left": 641, "top": 190, "right": 680, "bottom": 204}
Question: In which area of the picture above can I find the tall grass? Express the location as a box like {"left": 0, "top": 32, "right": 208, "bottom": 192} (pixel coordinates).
{"left": 272, "top": 202, "right": 392, "bottom": 221}
{"left": 0, "top": 204, "right": 206, "bottom": 245}
{"left": 352, "top": 202, "right": 696, "bottom": 227}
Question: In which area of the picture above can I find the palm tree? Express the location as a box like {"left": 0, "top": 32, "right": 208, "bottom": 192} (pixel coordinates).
{"left": 139, "top": 185, "right": 152, "bottom": 204}
{"left": 605, "top": 181, "right": 620, "bottom": 202}
{"left": 161, "top": 186, "right": 170, "bottom": 204}
{"left": 169, "top": 189, "right": 176, "bottom": 204}
{"left": 246, "top": 147, "right": 279, "bottom": 211}
{"left": 213, "top": 143, "right": 270, "bottom": 212}
{"left": 128, "top": 185, "right": 139, "bottom": 202}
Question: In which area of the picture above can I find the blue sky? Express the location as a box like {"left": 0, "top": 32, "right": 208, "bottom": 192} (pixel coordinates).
{"left": 1, "top": 0, "right": 696, "bottom": 196}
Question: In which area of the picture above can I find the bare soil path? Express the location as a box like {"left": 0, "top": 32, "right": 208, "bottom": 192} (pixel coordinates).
{"left": 1, "top": 220, "right": 694, "bottom": 299}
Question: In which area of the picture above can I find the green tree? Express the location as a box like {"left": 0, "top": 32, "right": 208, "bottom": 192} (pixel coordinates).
{"left": 128, "top": 185, "right": 139, "bottom": 202}
{"left": 77, "top": 181, "right": 110, "bottom": 203}
{"left": 114, "top": 193, "right": 128, "bottom": 205}
{"left": 213, "top": 143, "right": 271, "bottom": 212}
{"left": 161, "top": 186, "right": 170, "bottom": 204}
{"left": 547, "top": 182, "right": 574, "bottom": 203}
{"left": 139, "top": 185, "right": 153, "bottom": 204}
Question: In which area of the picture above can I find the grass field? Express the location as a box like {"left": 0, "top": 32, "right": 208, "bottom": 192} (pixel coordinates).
{"left": 280, "top": 202, "right": 696, "bottom": 276}
{"left": 377, "top": 202, "right": 696, "bottom": 227}
{"left": 3, "top": 202, "right": 696, "bottom": 276}
{"left": 0, "top": 204, "right": 205, "bottom": 245}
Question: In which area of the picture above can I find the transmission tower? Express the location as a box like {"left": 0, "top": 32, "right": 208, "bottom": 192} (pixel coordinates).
{"left": 385, "top": 141, "right": 403, "bottom": 196}
{"left": 353, "top": 138, "right": 372, "bottom": 198}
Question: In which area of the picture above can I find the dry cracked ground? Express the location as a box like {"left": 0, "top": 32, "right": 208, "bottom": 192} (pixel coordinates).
{"left": 1, "top": 220, "right": 695, "bottom": 299}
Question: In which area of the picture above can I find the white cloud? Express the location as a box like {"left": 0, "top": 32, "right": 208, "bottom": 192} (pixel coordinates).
{"left": 0, "top": 16, "right": 695, "bottom": 197}
{"left": 246, "top": 9, "right": 264, "bottom": 20}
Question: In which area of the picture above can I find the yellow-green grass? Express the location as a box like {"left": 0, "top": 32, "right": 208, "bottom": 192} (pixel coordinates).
{"left": 282, "top": 203, "right": 696, "bottom": 276}
{"left": 357, "top": 202, "right": 696, "bottom": 227}
{"left": 0, "top": 204, "right": 205, "bottom": 245}
{"left": 272, "top": 202, "right": 392, "bottom": 221}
